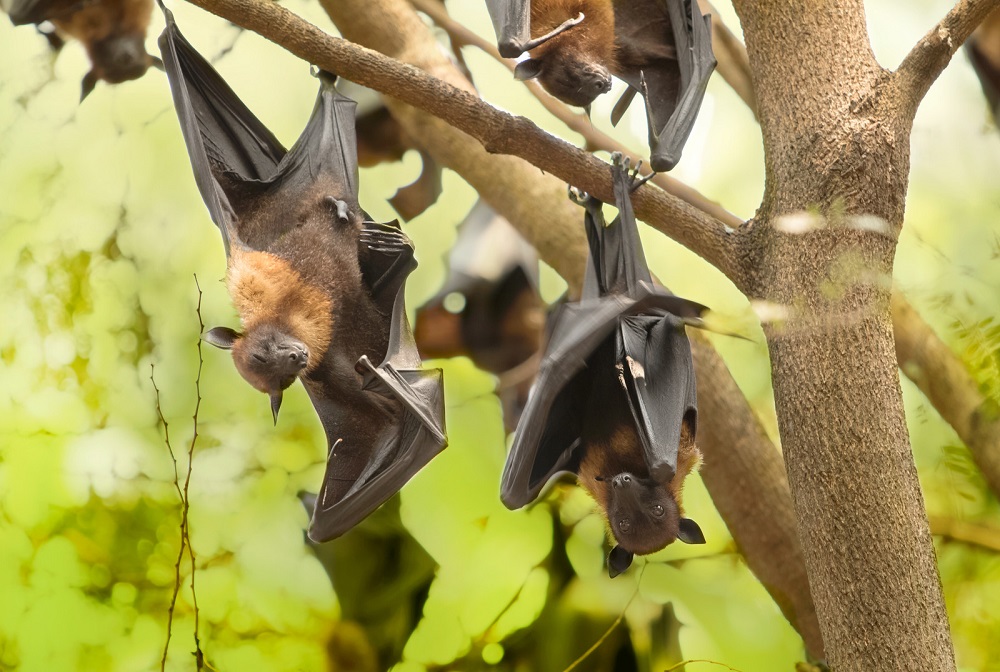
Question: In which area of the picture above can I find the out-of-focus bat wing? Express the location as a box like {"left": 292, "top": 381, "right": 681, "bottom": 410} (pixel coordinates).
{"left": 612, "top": 0, "right": 716, "bottom": 172}
{"left": 308, "top": 227, "right": 446, "bottom": 543}
{"left": 5, "top": 0, "right": 77, "bottom": 26}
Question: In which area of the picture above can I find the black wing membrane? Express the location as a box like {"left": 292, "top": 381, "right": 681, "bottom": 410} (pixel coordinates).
{"left": 310, "top": 233, "right": 447, "bottom": 542}
{"left": 500, "top": 154, "right": 705, "bottom": 508}
{"left": 613, "top": 0, "right": 716, "bottom": 172}
{"left": 159, "top": 5, "right": 360, "bottom": 254}
{"left": 485, "top": 0, "right": 585, "bottom": 58}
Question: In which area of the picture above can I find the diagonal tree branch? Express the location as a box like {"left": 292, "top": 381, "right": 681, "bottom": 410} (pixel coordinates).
{"left": 896, "top": 0, "right": 1000, "bottom": 117}
{"left": 181, "top": 0, "right": 744, "bottom": 287}
{"left": 892, "top": 294, "right": 1000, "bottom": 498}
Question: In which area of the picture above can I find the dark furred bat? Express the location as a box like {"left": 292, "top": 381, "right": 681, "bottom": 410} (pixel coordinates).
{"left": 501, "top": 153, "right": 705, "bottom": 577}
{"left": 6, "top": 0, "right": 161, "bottom": 99}
{"left": 485, "top": 0, "right": 716, "bottom": 171}
{"left": 967, "top": 9, "right": 1000, "bottom": 126}
{"left": 158, "top": 8, "right": 446, "bottom": 543}
{"left": 414, "top": 200, "right": 545, "bottom": 431}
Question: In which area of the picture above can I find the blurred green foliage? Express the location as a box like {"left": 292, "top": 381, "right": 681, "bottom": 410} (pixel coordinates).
{"left": 2, "top": 0, "right": 1000, "bottom": 670}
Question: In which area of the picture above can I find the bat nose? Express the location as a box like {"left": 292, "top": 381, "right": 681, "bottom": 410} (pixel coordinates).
{"left": 289, "top": 347, "right": 309, "bottom": 368}
{"left": 611, "top": 473, "right": 633, "bottom": 489}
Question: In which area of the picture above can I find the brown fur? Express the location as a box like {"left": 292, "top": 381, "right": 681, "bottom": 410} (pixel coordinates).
{"left": 227, "top": 248, "right": 333, "bottom": 373}
{"left": 52, "top": 0, "right": 151, "bottom": 43}
{"left": 528, "top": 0, "right": 617, "bottom": 69}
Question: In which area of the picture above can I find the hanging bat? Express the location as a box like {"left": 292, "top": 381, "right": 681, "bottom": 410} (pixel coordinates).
{"left": 414, "top": 200, "right": 545, "bottom": 431}
{"left": 501, "top": 153, "right": 705, "bottom": 578}
{"left": 158, "top": 7, "right": 447, "bottom": 543}
{"left": 5, "top": 0, "right": 161, "bottom": 99}
{"left": 485, "top": 0, "right": 716, "bottom": 171}
{"left": 967, "top": 9, "right": 1000, "bottom": 127}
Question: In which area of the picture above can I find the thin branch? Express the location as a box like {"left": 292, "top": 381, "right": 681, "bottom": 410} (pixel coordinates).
{"left": 896, "top": 0, "right": 1000, "bottom": 116}
{"left": 892, "top": 293, "right": 1000, "bottom": 499}
{"left": 696, "top": 0, "right": 758, "bottom": 116}
{"left": 184, "top": 0, "right": 743, "bottom": 285}
{"left": 411, "top": 0, "right": 745, "bottom": 230}
{"left": 929, "top": 515, "right": 1000, "bottom": 553}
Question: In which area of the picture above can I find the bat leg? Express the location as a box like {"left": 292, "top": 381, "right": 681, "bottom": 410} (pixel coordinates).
{"left": 358, "top": 221, "right": 417, "bottom": 312}
{"left": 519, "top": 12, "right": 584, "bottom": 52}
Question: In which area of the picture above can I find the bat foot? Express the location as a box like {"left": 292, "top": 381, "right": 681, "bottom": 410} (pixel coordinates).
{"left": 359, "top": 223, "right": 412, "bottom": 254}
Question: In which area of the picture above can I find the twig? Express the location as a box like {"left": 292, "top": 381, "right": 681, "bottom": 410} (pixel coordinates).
{"left": 665, "top": 659, "right": 746, "bottom": 672}
{"left": 154, "top": 276, "right": 206, "bottom": 671}
{"left": 929, "top": 515, "right": 1000, "bottom": 553}
{"left": 561, "top": 565, "right": 645, "bottom": 672}
{"left": 896, "top": 0, "right": 1000, "bottom": 118}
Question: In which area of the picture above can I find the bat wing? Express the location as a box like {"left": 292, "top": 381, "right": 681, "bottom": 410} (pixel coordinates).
{"left": 158, "top": 6, "right": 285, "bottom": 255}
{"left": 308, "top": 231, "right": 446, "bottom": 543}
{"left": 159, "top": 7, "right": 360, "bottom": 253}
{"left": 617, "top": 312, "right": 697, "bottom": 484}
{"left": 967, "top": 40, "right": 1000, "bottom": 126}
{"left": 485, "top": 0, "right": 585, "bottom": 58}
{"left": 612, "top": 0, "right": 716, "bottom": 172}
{"left": 502, "top": 155, "right": 705, "bottom": 507}
{"left": 5, "top": 0, "right": 81, "bottom": 25}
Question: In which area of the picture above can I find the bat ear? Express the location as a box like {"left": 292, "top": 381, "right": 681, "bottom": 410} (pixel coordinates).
{"left": 203, "top": 326, "right": 241, "bottom": 350}
{"left": 678, "top": 518, "right": 706, "bottom": 545}
{"left": 80, "top": 71, "right": 99, "bottom": 101}
{"left": 149, "top": 55, "right": 165, "bottom": 72}
{"left": 514, "top": 59, "right": 544, "bottom": 82}
{"left": 270, "top": 392, "right": 282, "bottom": 425}
{"left": 608, "top": 546, "right": 634, "bottom": 578}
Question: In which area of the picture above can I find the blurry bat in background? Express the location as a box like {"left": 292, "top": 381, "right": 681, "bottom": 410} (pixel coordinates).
{"left": 967, "top": 9, "right": 1000, "bottom": 127}
{"left": 501, "top": 153, "right": 705, "bottom": 577}
{"left": 339, "top": 80, "right": 443, "bottom": 222}
{"left": 485, "top": 0, "right": 716, "bottom": 171}
{"left": 4, "top": 0, "right": 161, "bottom": 99}
{"left": 414, "top": 200, "right": 545, "bottom": 432}
{"left": 158, "top": 7, "right": 446, "bottom": 542}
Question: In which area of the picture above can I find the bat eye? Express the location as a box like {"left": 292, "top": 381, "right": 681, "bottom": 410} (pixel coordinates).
{"left": 253, "top": 353, "right": 267, "bottom": 364}
{"left": 619, "top": 519, "right": 631, "bottom": 533}
{"left": 651, "top": 505, "right": 664, "bottom": 517}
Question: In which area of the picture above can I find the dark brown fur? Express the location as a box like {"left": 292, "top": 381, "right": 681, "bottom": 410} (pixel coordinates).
{"left": 576, "top": 340, "right": 701, "bottom": 556}
{"left": 523, "top": 0, "right": 677, "bottom": 108}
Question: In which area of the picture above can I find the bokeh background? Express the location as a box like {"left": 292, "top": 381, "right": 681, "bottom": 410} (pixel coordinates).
{"left": 1, "top": 0, "right": 999, "bottom": 670}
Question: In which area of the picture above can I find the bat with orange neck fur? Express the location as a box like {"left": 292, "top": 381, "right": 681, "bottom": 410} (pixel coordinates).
{"left": 158, "top": 7, "right": 446, "bottom": 542}
{"left": 501, "top": 153, "right": 706, "bottom": 577}
{"left": 485, "top": 0, "right": 716, "bottom": 171}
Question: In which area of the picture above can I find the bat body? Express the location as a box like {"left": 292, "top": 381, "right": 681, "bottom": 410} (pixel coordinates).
{"left": 414, "top": 200, "right": 545, "bottom": 431}
{"left": 159, "top": 8, "right": 446, "bottom": 543}
{"left": 5, "top": 0, "right": 160, "bottom": 98}
{"left": 501, "top": 154, "right": 705, "bottom": 577}
{"left": 967, "top": 9, "right": 1000, "bottom": 126}
{"left": 486, "top": 0, "right": 716, "bottom": 171}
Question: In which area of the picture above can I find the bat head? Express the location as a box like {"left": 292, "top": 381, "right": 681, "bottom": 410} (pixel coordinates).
{"left": 606, "top": 472, "right": 704, "bottom": 556}
{"left": 203, "top": 324, "right": 310, "bottom": 423}
{"left": 514, "top": 54, "right": 612, "bottom": 108}
{"left": 82, "top": 34, "right": 162, "bottom": 99}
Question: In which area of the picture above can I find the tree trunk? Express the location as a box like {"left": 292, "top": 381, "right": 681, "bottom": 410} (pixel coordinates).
{"left": 733, "top": 0, "right": 955, "bottom": 668}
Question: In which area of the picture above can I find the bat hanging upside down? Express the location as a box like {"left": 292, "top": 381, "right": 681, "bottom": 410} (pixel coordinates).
{"left": 4, "top": 0, "right": 162, "bottom": 99}
{"left": 158, "top": 6, "right": 446, "bottom": 543}
{"left": 485, "top": 0, "right": 716, "bottom": 171}
{"left": 501, "top": 153, "right": 706, "bottom": 577}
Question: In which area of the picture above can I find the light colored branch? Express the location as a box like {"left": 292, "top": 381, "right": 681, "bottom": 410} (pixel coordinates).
{"left": 892, "top": 293, "right": 1000, "bottom": 499}
{"left": 896, "top": 0, "right": 1000, "bottom": 117}
{"left": 183, "top": 0, "right": 742, "bottom": 285}
{"left": 929, "top": 515, "right": 1000, "bottom": 553}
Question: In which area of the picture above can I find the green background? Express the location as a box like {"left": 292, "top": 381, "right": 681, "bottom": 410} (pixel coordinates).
{"left": 1, "top": 0, "right": 999, "bottom": 669}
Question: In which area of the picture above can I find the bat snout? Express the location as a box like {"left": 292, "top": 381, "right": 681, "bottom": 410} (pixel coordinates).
{"left": 611, "top": 473, "right": 635, "bottom": 489}
{"left": 91, "top": 35, "right": 152, "bottom": 83}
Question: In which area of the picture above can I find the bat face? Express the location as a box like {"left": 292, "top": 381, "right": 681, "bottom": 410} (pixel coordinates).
{"left": 88, "top": 33, "right": 156, "bottom": 83}
{"left": 229, "top": 326, "right": 310, "bottom": 395}
{"left": 606, "top": 472, "right": 680, "bottom": 555}
{"left": 515, "top": 51, "right": 613, "bottom": 108}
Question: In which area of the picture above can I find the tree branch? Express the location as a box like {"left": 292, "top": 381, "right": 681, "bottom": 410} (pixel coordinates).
{"left": 896, "top": 0, "right": 1000, "bottom": 117}
{"left": 182, "top": 0, "right": 743, "bottom": 286}
{"left": 929, "top": 515, "right": 1000, "bottom": 553}
{"left": 696, "top": 0, "right": 758, "bottom": 116}
{"left": 892, "top": 293, "right": 1000, "bottom": 499}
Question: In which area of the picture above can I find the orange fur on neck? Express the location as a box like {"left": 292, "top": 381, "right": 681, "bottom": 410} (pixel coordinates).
{"left": 227, "top": 248, "right": 333, "bottom": 371}
{"left": 529, "top": 0, "right": 617, "bottom": 66}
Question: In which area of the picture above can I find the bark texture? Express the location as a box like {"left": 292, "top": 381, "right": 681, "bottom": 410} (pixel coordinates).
{"left": 733, "top": 0, "right": 955, "bottom": 668}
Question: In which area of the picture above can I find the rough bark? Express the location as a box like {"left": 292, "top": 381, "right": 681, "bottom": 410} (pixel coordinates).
{"left": 732, "top": 0, "right": 955, "bottom": 668}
